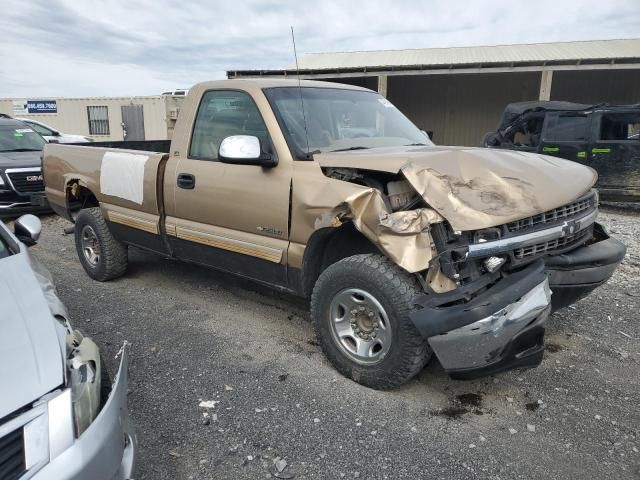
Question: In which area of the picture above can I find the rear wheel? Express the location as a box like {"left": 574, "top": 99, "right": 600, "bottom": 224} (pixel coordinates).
{"left": 311, "top": 254, "right": 431, "bottom": 389}
{"left": 74, "top": 207, "right": 128, "bottom": 281}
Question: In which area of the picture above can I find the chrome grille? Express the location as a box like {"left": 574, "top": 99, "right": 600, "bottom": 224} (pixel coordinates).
{"left": 0, "top": 427, "right": 26, "bottom": 480}
{"left": 7, "top": 171, "right": 44, "bottom": 194}
{"left": 514, "top": 227, "right": 592, "bottom": 259}
{"left": 507, "top": 191, "right": 596, "bottom": 233}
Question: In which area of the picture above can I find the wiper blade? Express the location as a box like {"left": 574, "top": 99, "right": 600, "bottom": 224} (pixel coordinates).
{"left": 330, "top": 146, "right": 370, "bottom": 152}
{"left": 404, "top": 143, "right": 427, "bottom": 146}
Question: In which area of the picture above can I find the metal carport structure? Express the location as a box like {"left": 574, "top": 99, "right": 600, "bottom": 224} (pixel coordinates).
{"left": 228, "top": 39, "right": 640, "bottom": 146}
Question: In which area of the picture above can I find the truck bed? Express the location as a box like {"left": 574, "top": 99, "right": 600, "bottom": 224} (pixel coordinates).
{"left": 43, "top": 142, "right": 169, "bottom": 223}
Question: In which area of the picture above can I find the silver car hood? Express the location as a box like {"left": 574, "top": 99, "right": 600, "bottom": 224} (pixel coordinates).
{"left": 0, "top": 245, "right": 64, "bottom": 419}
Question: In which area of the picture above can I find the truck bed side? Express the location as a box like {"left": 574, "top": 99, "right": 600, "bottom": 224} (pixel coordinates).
{"left": 43, "top": 143, "right": 169, "bottom": 238}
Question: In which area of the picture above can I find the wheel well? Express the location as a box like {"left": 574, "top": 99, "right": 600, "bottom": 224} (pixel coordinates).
{"left": 301, "top": 222, "right": 380, "bottom": 297}
{"left": 66, "top": 181, "right": 99, "bottom": 219}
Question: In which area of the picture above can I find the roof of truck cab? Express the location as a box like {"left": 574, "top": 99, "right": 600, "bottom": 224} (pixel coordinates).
{"left": 190, "top": 78, "right": 372, "bottom": 91}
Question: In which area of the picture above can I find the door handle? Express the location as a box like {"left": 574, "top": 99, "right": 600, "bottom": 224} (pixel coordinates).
{"left": 177, "top": 173, "right": 195, "bottom": 189}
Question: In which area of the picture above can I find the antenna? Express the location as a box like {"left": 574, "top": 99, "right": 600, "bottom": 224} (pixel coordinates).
{"left": 291, "top": 26, "right": 310, "bottom": 157}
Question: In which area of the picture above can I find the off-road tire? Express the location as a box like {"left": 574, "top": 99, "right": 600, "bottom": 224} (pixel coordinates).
{"left": 74, "top": 207, "right": 128, "bottom": 281}
{"left": 311, "top": 254, "right": 431, "bottom": 389}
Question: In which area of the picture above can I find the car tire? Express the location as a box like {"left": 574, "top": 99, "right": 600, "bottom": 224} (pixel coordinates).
{"left": 74, "top": 207, "right": 128, "bottom": 281}
{"left": 311, "top": 254, "right": 431, "bottom": 389}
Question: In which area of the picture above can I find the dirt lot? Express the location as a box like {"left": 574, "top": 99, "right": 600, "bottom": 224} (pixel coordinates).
{"left": 29, "top": 209, "right": 639, "bottom": 480}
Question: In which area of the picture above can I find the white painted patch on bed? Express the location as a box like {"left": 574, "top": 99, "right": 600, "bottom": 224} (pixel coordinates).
{"left": 100, "top": 151, "right": 149, "bottom": 205}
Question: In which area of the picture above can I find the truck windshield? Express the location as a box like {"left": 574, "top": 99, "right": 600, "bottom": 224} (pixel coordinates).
{"left": 0, "top": 124, "right": 47, "bottom": 152}
{"left": 264, "top": 87, "right": 432, "bottom": 156}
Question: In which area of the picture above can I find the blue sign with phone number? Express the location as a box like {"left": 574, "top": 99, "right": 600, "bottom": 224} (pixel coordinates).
{"left": 27, "top": 100, "right": 57, "bottom": 113}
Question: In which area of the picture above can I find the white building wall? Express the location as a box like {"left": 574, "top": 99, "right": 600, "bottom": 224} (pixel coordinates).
{"left": 0, "top": 96, "right": 183, "bottom": 141}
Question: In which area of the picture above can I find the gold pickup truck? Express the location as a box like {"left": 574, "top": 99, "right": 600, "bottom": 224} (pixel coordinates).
{"left": 42, "top": 79, "right": 626, "bottom": 389}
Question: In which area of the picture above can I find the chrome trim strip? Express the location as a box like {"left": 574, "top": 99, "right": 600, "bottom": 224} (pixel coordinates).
{"left": 0, "top": 202, "right": 32, "bottom": 209}
{"left": 0, "top": 404, "right": 47, "bottom": 438}
{"left": 5, "top": 167, "right": 42, "bottom": 173}
{"left": 468, "top": 208, "right": 598, "bottom": 259}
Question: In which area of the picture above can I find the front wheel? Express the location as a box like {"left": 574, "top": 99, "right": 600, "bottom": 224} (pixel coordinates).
{"left": 311, "top": 254, "right": 431, "bottom": 389}
{"left": 74, "top": 207, "right": 128, "bottom": 281}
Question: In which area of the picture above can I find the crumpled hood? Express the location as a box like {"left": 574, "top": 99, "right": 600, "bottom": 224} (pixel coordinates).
{"left": 0, "top": 150, "right": 42, "bottom": 169}
{"left": 0, "top": 245, "right": 64, "bottom": 419}
{"left": 316, "top": 145, "right": 597, "bottom": 231}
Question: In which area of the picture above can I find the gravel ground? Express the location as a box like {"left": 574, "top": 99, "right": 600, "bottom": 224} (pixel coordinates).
{"left": 28, "top": 209, "right": 640, "bottom": 480}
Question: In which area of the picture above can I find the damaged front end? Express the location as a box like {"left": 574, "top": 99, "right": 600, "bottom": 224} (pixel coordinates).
{"left": 314, "top": 148, "right": 624, "bottom": 380}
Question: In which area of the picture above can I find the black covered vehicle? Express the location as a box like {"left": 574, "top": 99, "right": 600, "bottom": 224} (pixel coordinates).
{"left": 0, "top": 117, "right": 50, "bottom": 216}
{"left": 483, "top": 101, "right": 640, "bottom": 201}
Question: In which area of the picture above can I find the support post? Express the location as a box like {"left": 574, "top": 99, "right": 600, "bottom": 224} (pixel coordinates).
{"left": 538, "top": 70, "right": 553, "bottom": 101}
{"left": 377, "top": 74, "right": 388, "bottom": 98}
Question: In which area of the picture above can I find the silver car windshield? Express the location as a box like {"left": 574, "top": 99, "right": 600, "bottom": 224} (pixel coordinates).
{"left": 265, "top": 87, "right": 432, "bottom": 155}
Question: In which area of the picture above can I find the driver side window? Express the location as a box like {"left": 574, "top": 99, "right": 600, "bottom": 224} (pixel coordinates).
{"left": 189, "top": 90, "right": 268, "bottom": 161}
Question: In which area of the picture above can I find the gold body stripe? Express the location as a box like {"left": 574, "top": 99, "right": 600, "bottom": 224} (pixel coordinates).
{"left": 175, "top": 226, "right": 282, "bottom": 263}
{"left": 107, "top": 211, "right": 159, "bottom": 234}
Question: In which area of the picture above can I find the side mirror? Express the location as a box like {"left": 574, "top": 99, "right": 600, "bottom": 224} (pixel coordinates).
{"left": 482, "top": 132, "right": 501, "bottom": 147}
{"left": 52, "top": 131, "right": 61, "bottom": 137}
{"left": 14, "top": 214, "right": 42, "bottom": 246}
{"left": 219, "top": 135, "right": 277, "bottom": 167}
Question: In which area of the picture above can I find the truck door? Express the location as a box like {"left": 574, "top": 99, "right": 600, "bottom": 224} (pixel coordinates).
{"left": 538, "top": 111, "right": 592, "bottom": 164}
{"left": 165, "top": 89, "right": 292, "bottom": 286}
{"left": 589, "top": 110, "right": 640, "bottom": 201}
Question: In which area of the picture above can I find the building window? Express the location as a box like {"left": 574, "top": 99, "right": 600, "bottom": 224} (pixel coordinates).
{"left": 87, "top": 106, "right": 110, "bottom": 135}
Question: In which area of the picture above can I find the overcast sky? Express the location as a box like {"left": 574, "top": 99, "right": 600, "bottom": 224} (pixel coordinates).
{"left": 1, "top": 0, "right": 639, "bottom": 98}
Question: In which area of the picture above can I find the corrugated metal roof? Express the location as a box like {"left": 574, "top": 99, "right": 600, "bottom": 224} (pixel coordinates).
{"left": 288, "top": 39, "right": 640, "bottom": 71}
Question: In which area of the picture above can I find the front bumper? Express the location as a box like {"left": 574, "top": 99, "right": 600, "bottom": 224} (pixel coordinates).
{"left": 546, "top": 223, "right": 626, "bottom": 311}
{"left": 34, "top": 347, "right": 136, "bottom": 480}
{"left": 411, "top": 260, "right": 551, "bottom": 379}
{"left": 409, "top": 223, "right": 625, "bottom": 380}
{"left": 0, "top": 191, "right": 50, "bottom": 217}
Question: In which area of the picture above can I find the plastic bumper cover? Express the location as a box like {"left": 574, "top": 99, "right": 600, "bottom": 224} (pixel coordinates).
{"left": 34, "top": 347, "right": 136, "bottom": 480}
{"left": 429, "top": 281, "right": 551, "bottom": 379}
{"left": 546, "top": 223, "right": 626, "bottom": 311}
{"left": 410, "top": 260, "right": 551, "bottom": 379}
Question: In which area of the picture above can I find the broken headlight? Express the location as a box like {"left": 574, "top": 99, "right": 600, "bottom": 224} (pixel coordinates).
{"left": 66, "top": 331, "right": 102, "bottom": 436}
